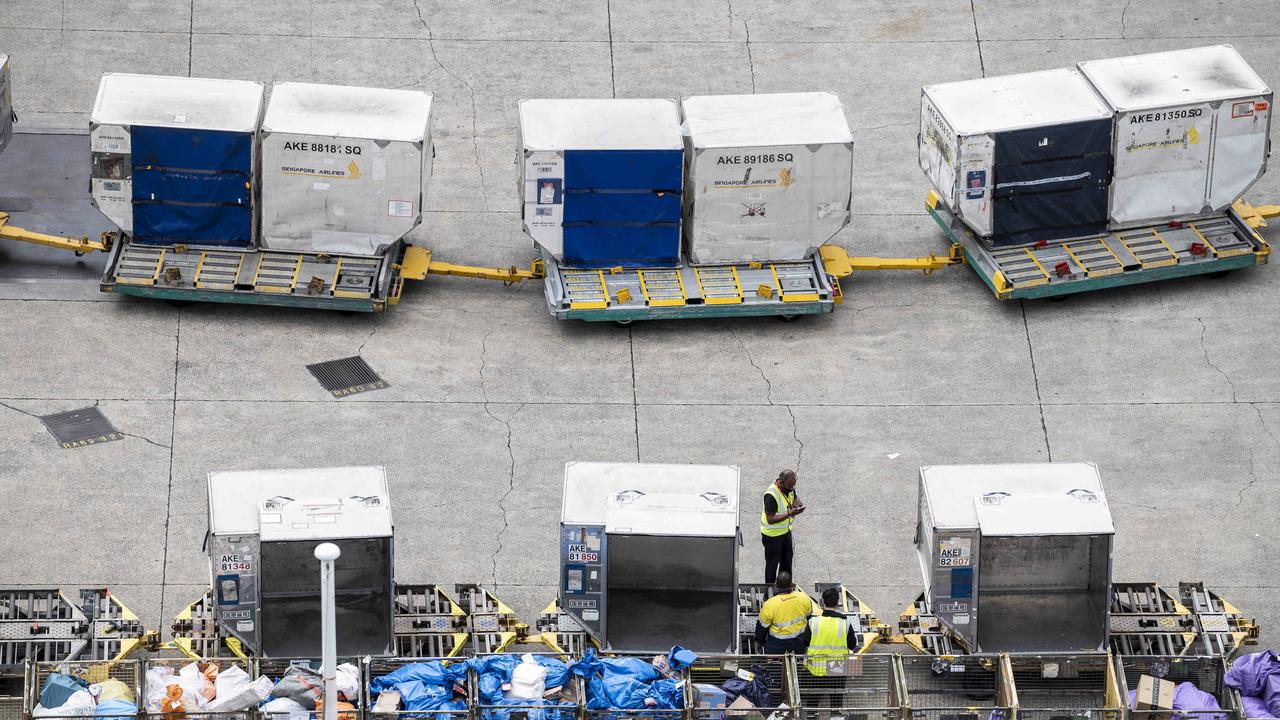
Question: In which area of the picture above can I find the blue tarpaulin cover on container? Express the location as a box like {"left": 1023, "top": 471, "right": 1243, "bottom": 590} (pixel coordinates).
{"left": 468, "top": 655, "right": 575, "bottom": 720}
{"left": 570, "top": 649, "right": 686, "bottom": 712}
{"left": 369, "top": 661, "right": 468, "bottom": 720}
{"left": 560, "top": 148, "right": 682, "bottom": 267}
{"left": 129, "top": 125, "right": 253, "bottom": 246}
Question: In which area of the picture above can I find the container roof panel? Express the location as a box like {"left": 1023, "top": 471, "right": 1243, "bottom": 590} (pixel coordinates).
{"left": 1079, "top": 45, "right": 1271, "bottom": 111}
{"left": 91, "top": 73, "right": 264, "bottom": 131}
{"left": 208, "top": 465, "right": 390, "bottom": 535}
{"left": 681, "top": 91, "right": 853, "bottom": 147}
{"left": 263, "top": 82, "right": 433, "bottom": 142}
{"left": 920, "top": 462, "right": 1109, "bottom": 531}
{"left": 562, "top": 461, "right": 739, "bottom": 537}
{"left": 519, "top": 98, "right": 683, "bottom": 150}
{"left": 923, "top": 68, "right": 1113, "bottom": 135}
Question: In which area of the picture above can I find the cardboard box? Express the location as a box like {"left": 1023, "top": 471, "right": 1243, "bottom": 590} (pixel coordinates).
{"left": 1134, "top": 675, "right": 1174, "bottom": 720}
{"left": 694, "top": 683, "right": 729, "bottom": 720}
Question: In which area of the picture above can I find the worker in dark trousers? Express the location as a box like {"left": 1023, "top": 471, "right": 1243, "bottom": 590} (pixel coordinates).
{"left": 754, "top": 571, "right": 814, "bottom": 654}
{"left": 804, "top": 587, "right": 862, "bottom": 712}
{"left": 761, "top": 469, "right": 804, "bottom": 583}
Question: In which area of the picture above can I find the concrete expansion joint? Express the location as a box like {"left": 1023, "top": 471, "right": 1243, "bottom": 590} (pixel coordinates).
{"left": 1197, "top": 317, "right": 1238, "bottom": 402}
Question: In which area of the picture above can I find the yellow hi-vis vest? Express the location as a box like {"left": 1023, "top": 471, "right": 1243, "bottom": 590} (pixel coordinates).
{"left": 760, "top": 483, "right": 795, "bottom": 536}
{"left": 759, "top": 590, "right": 813, "bottom": 641}
{"left": 805, "top": 614, "right": 850, "bottom": 676}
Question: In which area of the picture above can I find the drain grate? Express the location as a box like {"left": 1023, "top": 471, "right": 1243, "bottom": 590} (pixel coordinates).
{"left": 39, "top": 407, "right": 123, "bottom": 449}
{"left": 306, "top": 356, "right": 389, "bottom": 398}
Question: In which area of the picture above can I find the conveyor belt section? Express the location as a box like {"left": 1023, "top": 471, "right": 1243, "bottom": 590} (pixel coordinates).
{"left": 0, "top": 589, "right": 146, "bottom": 676}
{"left": 543, "top": 252, "right": 836, "bottom": 321}
{"left": 101, "top": 238, "right": 400, "bottom": 311}
{"left": 738, "top": 582, "right": 882, "bottom": 654}
{"left": 900, "top": 582, "right": 1257, "bottom": 659}
{"left": 926, "top": 193, "right": 1270, "bottom": 300}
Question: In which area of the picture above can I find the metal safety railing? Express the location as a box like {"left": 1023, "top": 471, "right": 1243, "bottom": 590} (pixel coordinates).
{"left": 1008, "top": 654, "right": 1123, "bottom": 720}
{"left": 1115, "top": 656, "right": 1242, "bottom": 720}
{"left": 364, "top": 655, "right": 469, "bottom": 720}
{"left": 793, "top": 653, "right": 903, "bottom": 720}
{"left": 899, "top": 655, "right": 1013, "bottom": 720}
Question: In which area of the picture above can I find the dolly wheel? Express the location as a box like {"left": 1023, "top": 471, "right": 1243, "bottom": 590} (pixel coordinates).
{"left": 778, "top": 314, "right": 799, "bottom": 322}
{"left": 613, "top": 319, "right": 635, "bottom": 328}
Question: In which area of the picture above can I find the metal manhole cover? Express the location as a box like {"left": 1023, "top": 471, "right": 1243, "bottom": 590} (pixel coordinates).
{"left": 306, "top": 356, "right": 388, "bottom": 397}
{"left": 38, "top": 407, "right": 122, "bottom": 449}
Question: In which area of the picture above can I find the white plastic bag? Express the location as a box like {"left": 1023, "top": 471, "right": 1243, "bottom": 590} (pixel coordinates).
{"left": 334, "top": 663, "right": 360, "bottom": 702}
{"left": 207, "top": 665, "right": 272, "bottom": 712}
{"left": 508, "top": 654, "right": 547, "bottom": 700}
{"left": 144, "top": 666, "right": 177, "bottom": 712}
{"left": 178, "top": 663, "right": 211, "bottom": 708}
{"left": 33, "top": 691, "right": 95, "bottom": 717}
{"left": 261, "top": 696, "right": 310, "bottom": 720}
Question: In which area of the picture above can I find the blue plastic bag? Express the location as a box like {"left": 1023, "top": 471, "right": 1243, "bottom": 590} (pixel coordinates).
{"left": 722, "top": 665, "right": 772, "bottom": 708}
{"left": 369, "top": 661, "right": 468, "bottom": 720}
{"left": 1242, "top": 695, "right": 1275, "bottom": 719}
{"left": 93, "top": 700, "right": 137, "bottom": 717}
{"left": 40, "top": 673, "right": 89, "bottom": 710}
{"left": 570, "top": 648, "right": 684, "bottom": 712}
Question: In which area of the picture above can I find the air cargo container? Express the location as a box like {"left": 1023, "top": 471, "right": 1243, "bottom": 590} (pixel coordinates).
{"left": 518, "top": 98, "right": 683, "bottom": 268}
{"left": 1078, "top": 44, "right": 1272, "bottom": 227}
{"left": 0, "top": 55, "right": 12, "bottom": 157}
{"left": 559, "top": 461, "right": 740, "bottom": 653}
{"left": 206, "top": 466, "right": 395, "bottom": 657}
{"left": 260, "top": 82, "right": 434, "bottom": 256}
{"left": 89, "top": 73, "right": 264, "bottom": 246}
{"left": 920, "top": 68, "right": 1114, "bottom": 246}
{"left": 680, "top": 92, "right": 854, "bottom": 264}
{"left": 915, "top": 462, "right": 1113, "bottom": 653}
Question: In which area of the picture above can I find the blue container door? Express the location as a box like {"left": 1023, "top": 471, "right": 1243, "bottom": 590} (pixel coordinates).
{"left": 130, "top": 126, "right": 253, "bottom": 246}
{"left": 562, "top": 191, "right": 682, "bottom": 224}
{"left": 563, "top": 224, "right": 680, "bottom": 268}
{"left": 563, "top": 149, "right": 683, "bottom": 191}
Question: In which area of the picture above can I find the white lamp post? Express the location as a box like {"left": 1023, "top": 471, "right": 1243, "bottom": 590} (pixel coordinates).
{"left": 315, "top": 542, "right": 341, "bottom": 720}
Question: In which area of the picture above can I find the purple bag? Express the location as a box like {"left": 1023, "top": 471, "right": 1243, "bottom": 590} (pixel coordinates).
{"left": 1227, "top": 652, "right": 1280, "bottom": 697}
{"left": 1242, "top": 694, "right": 1275, "bottom": 719}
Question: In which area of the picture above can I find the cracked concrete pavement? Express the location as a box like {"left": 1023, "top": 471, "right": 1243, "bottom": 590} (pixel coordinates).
{"left": 1, "top": 0, "right": 1280, "bottom": 649}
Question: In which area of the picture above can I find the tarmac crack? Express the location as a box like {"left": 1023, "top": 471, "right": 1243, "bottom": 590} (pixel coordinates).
{"left": 118, "top": 431, "right": 172, "bottom": 450}
{"left": 0, "top": 400, "right": 40, "bottom": 419}
{"left": 1197, "top": 317, "right": 1238, "bottom": 402}
{"left": 786, "top": 404, "right": 804, "bottom": 472}
{"left": 1119, "top": 0, "right": 1136, "bottom": 52}
{"left": 485, "top": 402, "right": 522, "bottom": 588}
{"left": 968, "top": 0, "right": 985, "bottom": 77}
{"left": 629, "top": 327, "right": 640, "bottom": 461}
{"left": 1020, "top": 301, "right": 1053, "bottom": 461}
{"left": 733, "top": 328, "right": 774, "bottom": 405}
{"left": 412, "top": 0, "right": 489, "bottom": 209}
{"left": 357, "top": 320, "right": 379, "bottom": 357}
{"left": 727, "top": 0, "right": 757, "bottom": 92}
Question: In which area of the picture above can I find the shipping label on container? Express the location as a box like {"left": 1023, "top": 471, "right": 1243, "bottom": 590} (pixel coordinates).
{"left": 920, "top": 94, "right": 958, "bottom": 206}
{"left": 522, "top": 150, "right": 564, "bottom": 255}
{"left": 1111, "top": 103, "right": 1212, "bottom": 224}
{"left": 956, "top": 134, "right": 993, "bottom": 236}
{"left": 90, "top": 124, "right": 131, "bottom": 154}
{"left": 274, "top": 137, "right": 372, "bottom": 183}
{"left": 938, "top": 538, "right": 971, "bottom": 567}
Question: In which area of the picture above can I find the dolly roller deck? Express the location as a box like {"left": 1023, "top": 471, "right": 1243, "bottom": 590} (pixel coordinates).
{"left": 926, "top": 191, "right": 1274, "bottom": 300}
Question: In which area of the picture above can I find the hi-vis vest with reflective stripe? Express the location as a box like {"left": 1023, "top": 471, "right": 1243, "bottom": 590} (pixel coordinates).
{"left": 760, "top": 590, "right": 812, "bottom": 640}
{"left": 805, "top": 614, "right": 850, "bottom": 676}
{"left": 760, "top": 483, "right": 795, "bottom": 536}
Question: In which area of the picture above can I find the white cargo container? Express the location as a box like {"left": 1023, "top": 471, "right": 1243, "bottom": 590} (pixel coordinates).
{"left": 0, "top": 55, "right": 13, "bottom": 157}
{"left": 920, "top": 68, "right": 1115, "bottom": 245}
{"left": 260, "top": 82, "right": 434, "bottom": 256}
{"left": 680, "top": 92, "right": 853, "bottom": 264}
{"left": 518, "top": 98, "right": 684, "bottom": 268}
{"left": 1079, "top": 45, "right": 1273, "bottom": 227}
{"left": 89, "top": 73, "right": 264, "bottom": 246}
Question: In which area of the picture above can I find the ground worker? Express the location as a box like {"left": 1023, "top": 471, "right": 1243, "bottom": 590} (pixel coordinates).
{"left": 805, "top": 587, "right": 860, "bottom": 676}
{"left": 761, "top": 469, "right": 804, "bottom": 583}
{"left": 754, "top": 571, "right": 813, "bottom": 654}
